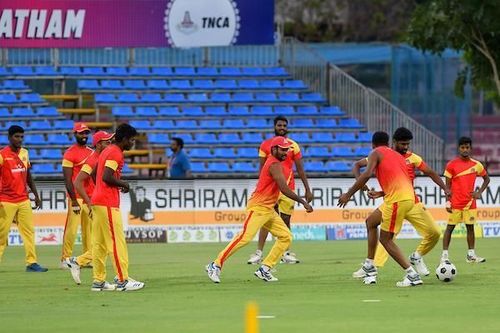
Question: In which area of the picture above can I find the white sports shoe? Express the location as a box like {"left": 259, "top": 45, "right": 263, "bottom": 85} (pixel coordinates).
{"left": 206, "top": 262, "right": 221, "bottom": 283}
{"left": 247, "top": 251, "right": 263, "bottom": 265}
{"left": 64, "top": 257, "right": 81, "bottom": 285}
{"left": 409, "top": 254, "right": 430, "bottom": 276}
{"left": 466, "top": 255, "right": 486, "bottom": 263}
{"left": 352, "top": 264, "right": 377, "bottom": 279}
{"left": 281, "top": 251, "right": 300, "bottom": 264}
{"left": 396, "top": 274, "right": 423, "bottom": 287}
{"left": 254, "top": 266, "right": 278, "bottom": 282}
{"left": 116, "top": 279, "right": 145, "bottom": 291}
{"left": 60, "top": 260, "right": 69, "bottom": 270}
{"left": 91, "top": 281, "right": 117, "bottom": 292}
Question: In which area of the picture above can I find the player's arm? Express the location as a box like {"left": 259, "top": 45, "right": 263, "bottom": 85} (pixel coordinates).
{"left": 473, "top": 173, "right": 490, "bottom": 199}
{"left": 26, "top": 168, "right": 41, "bottom": 209}
{"left": 352, "top": 158, "right": 370, "bottom": 191}
{"left": 294, "top": 157, "right": 313, "bottom": 202}
{"left": 420, "top": 164, "right": 451, "bottom": 198}
{"left": 269, "top": 163, "right": 313, "bottom": 212}
{"left": 445, "top": 176, "right": 452, "bottom": 212}
{"left": 74, "top": 169, "right": 92, "bottom": 207}
{"left": 102, "top": 165, "right": 129, "bottom": 192}
{"left": 258, "top": 143, "right": 267, "bottom": 172}
{"left": 338, "top": 151, "right": 379, "bottom": 207}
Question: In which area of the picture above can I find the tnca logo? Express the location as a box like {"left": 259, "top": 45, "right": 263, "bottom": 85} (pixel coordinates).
{"left": 164, "top": 0, "right": 240, "bottom": 47}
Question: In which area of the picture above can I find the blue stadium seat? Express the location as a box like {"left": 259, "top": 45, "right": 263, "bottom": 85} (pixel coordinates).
{"left": 214, "top": 148, "right": 237, "bottom": 158}
{"left": 228, "top": 106, "right": 249, "bottom": 116}
{"left": 0, "top": 67, "right": 9, "bottom": 76}
{"left": 35, "top": 66, "right": 58, "bottom": 76}
{"left": 335, "top": 132, "right": 357, "bottom": 142}
{"left": 30, "top": 149, "right": 42, "bottom": 159}
{"left": 214, "top": 80, "right": 237, "bottom": 89}
{"left": 158, "top": 106, "right": 181, "bottom": 116}
{"left": 154, "top": 120, "right": 175, "bottom": 130}
{"left": 241, "top": 68, "right": 264, "bottom": 76}
{"left": 301, "top": 93, "right": 325, "bottom": 103}
{"left": 260, "top": 80, "right": 281, "bottom": 89}
{"left": 354, "top": 147, "right": 371, "bottom": 156}
{"left": 290, "top": 133, "right": 312, "bottom": 143}
{"left": 124, "top": 80, "right": 147, "bottom": 90}
{"left": 233, "top": 162, "right": 257, "bottom": 173}
{"left": 20, "top": 94, "right": 43, "bottom": 103}
{"left": 279, "top": 93, "right": 300, "bottom": 102}
{"left": 274, "top": 106, "right": 295, "bottom": 115}
{"left": 241, "top": 132, "right": 263, "bottom": 144}
{"left": 219, "top": 67, "right": 241, "bottom": 76}
{"left": 122, "top": 164, "right": 134, "bottom": 174}
{"left": 3, "top": 80, "right": 28, "bottom": 89}
{"left": 141, "top": 93, "right": 162, "bottom": 103}
{"left": 188, "top": 93, "right": 209, "bottom": 102}
{"left": 357, "top": 132, "right": 372, "bottom": 142}
{"left": 174, "top": 67, "right": 196, "bottom": 76}
{"left": 195, "top": 133, "right": 218, "bottom": 144}
{"left": 78, "top": 80, "right": 99, "bottom": 90}
{"left": 218, "top": 133, "right": 240, "bottom": 144}
{"left": 128, "top": 67, "right": 151, "bottom": 76}
{"left": 147, "top": 80, "right": 169, "bottom": 90}
{"left": 82, "top": 67, "right": 105, "bottom": 76}
{"left": 311, "top": 132, "right": 334, "bottom": 143}
{"left": 136, "top": 106, "right": 157, "bottom": 117}
{"left": 305, "top": 161, "right": 326, "bottom": 172}
{"left": 191, "top": 162, "right": 208, "bottom": 173}
{"left": 41, "top": 149, "right": 63, "bottom": 160}
{"left": 297, "top": 106, "right": 318, "bottom": 115}
{"left": 147, "top": 133, "right": 169, "bottom": 144}
{"left": 31, "top": 164, "right": 58, "bottom": 174}
{"left": 4, "top": 121, "right": 27, "bottom": 129}
{"left": 112, "top": 106, "right": 134, "bottom": 117}
{"left": 182, "top": 106, "right": 204, "bottom": 116}
{"left": 170, "top": 80, "right": 191, "bottom": 89}
{"left": 95, "top": 94, "right": 116, "bottom": 103}
{"left": 12, "top": 108, "right": 35, "bottom": 117}
{"left": 238, "top": 80, "right": 259, "bottom": 89}
{"left": 164, "top": 93, "right": 185, "bottom": 102}
{"left": 237, "top": 147, "right": 257, "bottom": 158}
{"left": 118, "top": 93, "right": 139, "bottom": 103}
{"left": 199, "top": 120, "right": 222, "bottom": 129}
{"left": 175, "top": 120, "right": 198, "bottom": 129}
{"left": 192, "top": 80, "right": 214, "bottom": 89}
{"left": 255, "top": 93, "right": 277, "bottom": 102}
{"left": 292, "top": 118, "right": 315, "bottom": 128}
{"left": 0, "top": 108, "right": 10, "bottom": 117}
{"left": 24, "top": 134, "right": 45, "bottom": 145}
{"left": 250, "top": 106, "right": 273, "bottom": 116}
{"left": 332, "top": 147, "right": 355, "bottom": 157}
{"left": 320, "top": 106, "right": 343, "bottom": 115}
{"left": 306, "top": 147, "right": 330, "bottom": 158}
{"left": 54, "top": 120, "right": 74, "bottom": 130}
{"left": 283, "top": 80, "right": 307, "bottom": 89}
{"left": 316, "top": 119, "right": 337, "bottom": 128}
{"left": 0, "top": 136, "right": 8, "bottom": 144}
{"left": 232, "top": 92, "right": 254, "bottom": 103}
{"left": 12, "top": 67, "right": 34, "bottom": 76}
{"left": 247, "top": 119, "right": 268, "bottom": 128}
{"left": 0, "top": 94, "right": 17, "bottom": 104}
{"left": 207, "top": 162, "right": 231, "bottom": 173}
{"left": 326, "top": 161, "right": 351, "bottom": 172}
{"left": 223, "top": 119, "right": 245, "bottom": 129}
{"left": 107, "top": 67, "right": 128, "bottom": 76}
{"left": 196, "top": 67, "right": 218, "bottom": 76}
{"left": 205, "top": 106, "right": 226, "bottom": 116}
{"left": 28, "top": 120, "right": 51, "bottom": 131}
{"left": 48, "top": 134, "right": 72, "bottom": 145}
{"left": 129, "top": 120, "right": 152, "bottom": 130}
{"left": 339, "top": 118, "right": 363, "bottom": 128}
{"left": 151, "top": 67, "right": 173, "bottom": 76}
{"left": 101, "top": 80, "right": 122, "bottom": 90}
{"left": 171, "top": 133, "right": 194, "bottom": 144}
{"left": 264, "top": 67, "right": 288, "bottom": 76}
{"left": 60, "top": 67, "right": 82, "bottom": 76}
{"left": 190, "top": 148, "right": 213, "bottom": 158}
{"left": 210, "top": 93, "right": 232, "bottom": 103}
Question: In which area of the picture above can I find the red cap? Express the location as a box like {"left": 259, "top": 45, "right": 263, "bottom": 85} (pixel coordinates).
{"left": 73, "top": 122, "right": 90, "bottom": 133}
{"left": 270, "top": 136, "right": 292, "bottom": 149}
{"left": 92, "top": 131, "right": 114, "bottom": 147}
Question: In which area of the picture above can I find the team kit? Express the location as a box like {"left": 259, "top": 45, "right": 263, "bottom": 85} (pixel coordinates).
{"left": 0, "top": 117, "right": 490, "bottom": 290}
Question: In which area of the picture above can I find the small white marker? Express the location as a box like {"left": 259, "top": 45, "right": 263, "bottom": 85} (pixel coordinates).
{"left": 257, "top": 315, "right": 276, "bottom": 319}
{"left": 362, "top": 299, "right": 381, "bottom": 303}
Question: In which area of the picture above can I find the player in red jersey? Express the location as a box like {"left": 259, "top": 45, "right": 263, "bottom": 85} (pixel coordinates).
{"left": 64, "top": 131, "right": 114, "bottom": 285}
{"left": 338, "top": 132, "right": 423, "bottom": 287}
{"left": 206, "top": 136, "right": 313, "bottom": 283}
{"left": 247, "top": 116, "right": 313, "bottom": 265}
{"left": 441, "top": 136, "right": 490, "bottom": 263}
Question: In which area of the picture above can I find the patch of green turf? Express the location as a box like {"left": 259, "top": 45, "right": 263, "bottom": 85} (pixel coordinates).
{"left": 0, "top": 239, "right": 499, "bottom": 333}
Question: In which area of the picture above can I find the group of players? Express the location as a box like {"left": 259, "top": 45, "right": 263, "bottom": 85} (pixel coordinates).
{"left": 0, "top": 115, "right": 490, "bottom": 290}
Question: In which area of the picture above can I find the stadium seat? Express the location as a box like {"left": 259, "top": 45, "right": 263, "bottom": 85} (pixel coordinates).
{"left": 101, "top": 80, "right": 122, "bottom": 90}
{"left": 4, "top": 121, "right": 27, "bottom": 129}
{"left": 306, "top": 147, "right": 330, "bottom": 158}
{"left": 82, "top": 67, "right": 105, "bottom": 76}
{"left": 0, "top": 94, "right": 17, "bottom": 104}
{"left": 174, "top": 67, "right": 196, "bottom": 76}
{"left": 28, "top": 120, "right": 51, "bottom": 131}
{"left": 158, "top": 106, "right": 181, "bottom": 117}
{"left": 205, "top": 106, "right": 226, "bottom": 116}
{"left": 53, "top": 120, "right": 74, "bottom": 130}
{"left": 241, "top": 67, "right": 264, "bottom": 76}
{"left": 274, "top": 106, "right": 295, "bottom": 115}
{"left": 250, "top": 106, "right": 273, "bottom": 116}
{"left": 264, "top": 67, "right": 288, "bottom": 76}
{"left": 154, "top": 120, "right": 175, "bottom": 130}
{"left": 237, "top": 147, "right": 257, "bottom": 158}
{"left": 95, "top": 94, "right": 116, "bottom": 103}
{"left": 214, "top": 80, "right": 237, "bottom": 89}
{"left": 112, "top": 106, "right": 134, "bottom": 117}
{"left": 164, "top": 93, "right": 185, "bottom": 102}
{"left": 301, "top": 93, "right": 325, "bottom": 103}
{"left": 31, "top": 164, "right": 58, "bottom": 174}
{"left": 40, "top": 149, "right": 63, "bottom": 160}
{"left": 233, "top": 162, "right": 257, "bottom": 173}
{"left": 238, "top": 80, "right": 259, "bottom": 89}
{"left": 260, "top": 80, "right": 281, "bottom": 89}
{"left": 195, "top": 133, "right": 218, "bottom": 144}
{"left": 48, "top": 134, "right": 72, "bottom": 145}
{"left": 279, "top": 93, "right": 300, "bottom": 102}
{"left": 34, "top": 66, "right": 58, "bottom": 76}
{"left": 316, "top": 119, "right": 337, "bottom": 128}
{"left": 218, "top": 133, "right": 240, "bottom": 144}
{"left": 147, "top": 80, "right": 169, "bottom": 90}
{"left": 357, "top": 132, "right": 372, "bottom": 142}
{"left": 219, "top": 67, "right": 241, "bottom": 76}
{"left": 129, "top": 120, "right": 152, "bottom": 130}
{"left": 3, "top": 80, "right": 28, "bottom": 90}
{"left": 199, "top": 120, "right": 222, "bottom": 129}
{"left": 223, "top": 119, "right": 245, "bottom": 129}
{"left": 0, "top": 108, "right": 10, "bottom": 117}
{"left": 12, "top": 66, "right": 34, "bottom": 76}
{"left": 326, "top": 161, "right": 352, "bottom": 172}
{"left": 290, "top": 133, "right": 312, "bottom": 143}
{"left": 141, "top": 93, "right": 162, "bottom": 103}
{"left": 320, "top": 106, "right": 343, "bottom": 115}
{"left": 292, "top": 118, "right": 315, "bottom": 128}
{"left": 247, "top": 119, "right": 268, "bottom": 128}
{"left": 255, "top": 93, "right": 277, "bottom": 102}
{"left": 107, "top": 67, "right": 128, "bottom": 76}
{"left": 210, "top": 93, "right": 232, "bottom": 103}
{"left": 305, "top": 161, "right": 326, "bottom": 172}
{"left": 191, "top": 162, "right": 207, "bottom": 173}
{"left": 207, "top": 162, "right": 231, "bottom": 173}
{"left": 232, "top": 92, "right": 254, "bottom": 103}
{"left": 30, "top": 149, "right": 42, "bottom": 159}
{"left": 124, "top": 80, "right": 147, "bottom": 90}
{"left": 214, "top": 148, "right": 237, "bottom": 158}
{"left": 170, "top": 80, "right": 191, "bottom": 89}
{"left": 297, "top": 106, "right": 318, "bottom": 115}
{"left": 118, "top": 93, "right": 139, "bottom": 103}
{"left": 128, "top": 67, "right": 151, "bottom": 76}
{"left": 332, "top": 147, "right": 355, "bottom": 157}
{"left": 335, "top": 132, "right": 357, "bottom": 142}
{"left": 176, "top": 120, "right": 198, "bottom": 129}
{"left": 24, "top": 134, "right": 45, "bottom": 145}
{"left": 0, "top": 136, "right": 8, "bottom": 144}
{"left": 241, "top": 132, "right": 263, "bottom": 144}
{"left": 12, "top": 108, "right": 35, "bottom": 117}
{"left": 188, "top": 93, "right": 209, "bottom": 102}
{"left": 190, "top": 148, "right": 213, "bottom": 158}
{"left": 354, "top": 147, "right": 371, "bottom": 156}
{"left": 171, "top": 133, "right": 194, "bottom": 144}
{"left": 192, "top": 80, "right": 214, "bottom": 89}
{"left": 20, "top": 94, "right": 43, "bottom": 103}
{"left": 60, "top": 67, "right": 82, "bottom": 76}
{"left": 147, "top": 133, "right": 169, "bottom": 144}
{"left": 339, "top": 118, "right": 363, "bottom": 128}
{"left": 283, "top": 80, "right": 307, "bottom": 89}
{"left": 197, "top": 67, "right": 218, "bottom": 76}
{"left": 136, "top": 106, "right": 157, "bottom": 117}
{"left": 122, "top": 164, "right": 134, "bottom": 174}
{"left": 78, "top": 80, "right": 99, "bottom": 90}
{"left": 151, "top": 67, "right": 173, "bottom": 76}
{"left": 311, "top": 132, "right": 335, "bottom": 143}
{"left": 228, "top": 106, "right": 249, "bottom": 116}
{"left": 0, "top": 67, "right": 9, "bottom": 76}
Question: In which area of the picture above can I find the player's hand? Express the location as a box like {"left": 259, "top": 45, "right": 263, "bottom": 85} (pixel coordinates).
{"left": 34, "top": 196, "right": 42, "bottom": 210}
{"left": 85, "top": 203, "right": 93, "bottom": 219}
{"left": 337, "top": 193, "right": 351, "bottom": 208}
{"left": 305, "top": 190, "right": 313, "bottom": 203}
{"left": 471, "top": 191, "right": 481, "bottom": 200}
{"left": 121, "top": 182, "right": 130, "bottom": 193}
{"left": 71, "top": 199, "right": 80, "bottom": 214}
{"left": 303, "top": 202, "right": 313, "bottom": 213}
{"left": 445, "top": 189, "right": 452, "bottom": 199}
{"left": 362, "top": 185, "right": 370, "bottom": 192}
{"left": 445, "top": 201, "right": 452, "bottom": 213}
{"left": 367, "top": 190, "right": 384, "bottom": 199}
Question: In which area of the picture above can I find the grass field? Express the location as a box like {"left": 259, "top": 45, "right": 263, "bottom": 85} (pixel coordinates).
{"left": 1, "top": 239, "right": 499, "bottom": 333}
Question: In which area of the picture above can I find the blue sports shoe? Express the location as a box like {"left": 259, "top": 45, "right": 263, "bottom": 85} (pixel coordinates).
{"left": 26, "top": 263, "right": 48, "bottom": 272}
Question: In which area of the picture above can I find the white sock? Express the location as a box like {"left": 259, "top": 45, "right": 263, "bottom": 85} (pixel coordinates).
{"left": 261, "top": 265, "right": 271, "bottom": 272}
{"left": 364, "top": 258, "right": 374, "bottom": 267}
{"left": 412, "top": 251, "right": 422, "bottom": 259}
{"left": 255, "top": 249, "right": 263, "bottom": 256}
{"left": 405, "top": 266, "right": 418, "bottom": 276}
{"left": 441, "top": 250, "right": 449, "bottom": 258}
{"left": 468, "top": 249, "right": 475, "bottom": 257}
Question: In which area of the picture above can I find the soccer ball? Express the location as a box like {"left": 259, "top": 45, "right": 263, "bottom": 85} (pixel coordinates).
{"left": 435, "top": 260, "right": 457, "bottom": 282}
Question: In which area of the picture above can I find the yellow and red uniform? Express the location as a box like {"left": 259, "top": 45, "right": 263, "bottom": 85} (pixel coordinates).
{"left": 259, "top": 136, "right": 301, "bottom": 215}
{"left": 61, "top": 144, "right": 94, "bottom": 262}
{"left": 215, "top": 155, "right": 292, "bottom": 268}
{"left": 91, "top": 145, "right": 129, "bottom": 283}
{"left": 0, "top": 146, "right": 38, "bottom": 265}
{"left": 444, "top": 157, "right": 487, "bottom": 225}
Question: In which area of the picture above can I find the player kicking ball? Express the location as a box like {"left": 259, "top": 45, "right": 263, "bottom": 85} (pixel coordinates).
{"left": 206, "top": 137, "right": 313, "bottom": 283}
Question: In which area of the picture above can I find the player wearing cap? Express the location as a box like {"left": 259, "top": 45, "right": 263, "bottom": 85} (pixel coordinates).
{"left": 60, "top": 122, "right": 94, "bottom": 268}
{"left": 206, "top": 137, "right": 314, "bottom": 283}
{"left": 0, "top": 125, "right": 48, "bottom": 272}
{"left": 64, "top": 131, "right": 114, "bottom": 285}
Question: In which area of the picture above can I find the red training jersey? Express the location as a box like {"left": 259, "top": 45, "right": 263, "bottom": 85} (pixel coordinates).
{"left": 404, "top": 151, "right": 428, "bottom": 203}
{"left": 80, "top": 151, "right": 100, "bottom": 176}
{"left": 0, "top": 146, "right": 30, "bottom": 203}
{"left": 62, "top": 144, "right": 94, "bottom": 198}
{"left": 91, "top": 145, "right": 124, "bottom": 208}
{"left": 259, "top": 136, "right": 301, "bottom": 190}
{"left": 444, "top": 157, "right": 486, "bottom": 210}
{"left": 247, "top": 155, "right": 284, "bottom": 211}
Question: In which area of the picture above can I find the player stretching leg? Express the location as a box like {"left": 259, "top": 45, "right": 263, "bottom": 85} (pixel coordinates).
{"left": 442, "top": 137, "right": 490, "bottom": 264}
{"left": 338, "top": 132, "right": 422, "bottom": 287}
{"left": 207, "top": 137, "right": 313, "bottom": 283}
{"left": 247, "top": 116, "right": 313, "bottom": 265}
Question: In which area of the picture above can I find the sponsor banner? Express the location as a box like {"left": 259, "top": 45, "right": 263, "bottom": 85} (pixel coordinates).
{"left": 0, "top": 0, "right": 274, "bottom": 48}
{"left": 36, "top": 227, "right": 64, "bottom": 245}
{"left": 291, "top": 224, "right": 326, "bottom": 241}
{"left": 26, "top": 177, "right": 500, "bottom": 227}
{"left": 479, "top": 223, "right": 500, "bottom": 238}
{"left": 438, "top": 223, "right": 483, "bottom": 239}
{"left": 125, "top": 226, "right": 167, "bottom": 244}
{"left": 7, "top": 228, "right": 23, "bottom": 246}
{"left": 167, "top": 225, "right": 219, "bottom": 243}
{"left": 217, "top": 225, "right": 273, "bottom": 243}
{"left": 397, "top": 222, "right": 421, "bottom": 239}
{"left": 326, "top": 225, "right": 347, "bottom": 241}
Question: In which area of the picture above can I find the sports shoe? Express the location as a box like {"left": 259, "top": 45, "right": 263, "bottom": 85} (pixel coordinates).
{"left": 113, "top": 276, "right": 139, "bottom": 284}
{"left": 116, "top": 279, "right": 145, "bottom": 291}
{"left": 60, "top": 260, "right": 69, "bottom": 270}
{"left": 254, "top": 266, "right": 278, "bottom": 282}
{"left": 64, "top": 257, "right": 81, "bottom": 285}
{"left": 409, "top": 254, "right": 430, "bottom": 276}
{"left": 466, "top": 255, "right": 486, "bottom": 263}
{"left": 361, "top": 265, "right": 378, "bottom": 285}
{"left": 281, "top": 251, "right": 300, "bottom": 264}
{"left": 247, "top": 251, "right": 263, "bottom": 265}
{"left": 206, "top": 262, "right": 221, "bottom": 283}
{"left": 91, "top": 281, "right": 117, "bottom": 292}
{"left": 352, "top": 264, "right": 377, "bottom": 279}
{"left": 396, "top": 274, "right": 423, "bottom": 287}
{"left": 26, "top": 263, "right": 48, "bottom": 272}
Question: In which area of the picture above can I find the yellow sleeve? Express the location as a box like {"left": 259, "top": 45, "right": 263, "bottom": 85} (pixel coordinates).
{"left": 258, "top": 149, "right": 267, "bottom": 158}
{"left": 476, "top": 162, "right": 486, "bottom": 176}
{"left": 0, "top": 154, "right": 3, "bottom": 166}
{"left": 81, "top": 164, "right": 93, "bottom": 175}
{"left": 105, "top": 160, "right": 119, "bottom": 171}
{"left": 62, "top": 159, "right": 74, "bottom": 168}
{"left": 443, "top": 169, "right": 452, "bottom": 178}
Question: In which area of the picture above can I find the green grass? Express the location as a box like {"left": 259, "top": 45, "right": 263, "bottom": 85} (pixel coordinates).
{"left": 1, "top": 239, "right": 499, "bottom": 333}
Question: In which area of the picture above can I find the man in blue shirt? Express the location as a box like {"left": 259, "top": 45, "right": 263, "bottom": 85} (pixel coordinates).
{"left": 169, "top": 137, "right": 192, "bottom": 179}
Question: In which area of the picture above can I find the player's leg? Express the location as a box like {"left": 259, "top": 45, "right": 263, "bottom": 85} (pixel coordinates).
{"left": 91, "top": 205, "right": 112, "bottom": 290}
{"left": 61, "top": 198, "right": 80, "bottom": 264}
{"left": 0, "top": 202, "right": 18, "bottom": 263}
{"left": 464, "top": 210, "right": 485, "bottom": 263}
{"left": 78, "top": 199, "right": 93, "bottom": 267}
{"left": 353, "top": 209, "right": 381, "bottom": 283}
{"left": 442, "top": 210, "right": 460, "bottom": 262}
{"left": 279, "top": 194, "right": 299, "bottom": 263}
{"left": 16, "top": 200, "right": 47, "bottom": 272}
{"left": 247, "top": 228, "right": 268, "bottom": 265}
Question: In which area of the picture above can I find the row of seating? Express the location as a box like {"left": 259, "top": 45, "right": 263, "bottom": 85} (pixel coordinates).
{"left": 112, "top": 105, "right": 344, "bottom": 118}
{"left": 31, "top": 163, "right": 134, "bottom": 175}
{"left": 0, "top": 80, "right": 29, "bottom": 91}
{"left": 0, "top": 93, "right": 45, "bottom": 104}
{"left": 190, "top": 160, "right": 352, "bottom": 173}
{"left": 0, "top": 107, "right": 60, "bottom": 118}
{"left": 0, "top": 132, "right": 73, "bottom": 145}
{"left": 79, "top": 79, "right": 306, "bottom": 91}
{"left": 129, "top": 118, "right": 362, "bottom": 130}
{"left": 0, "top": 66, "right": 289, "bottom": 78}
{"left": 95, "top": 92, "right": 325, "bottom": 104}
